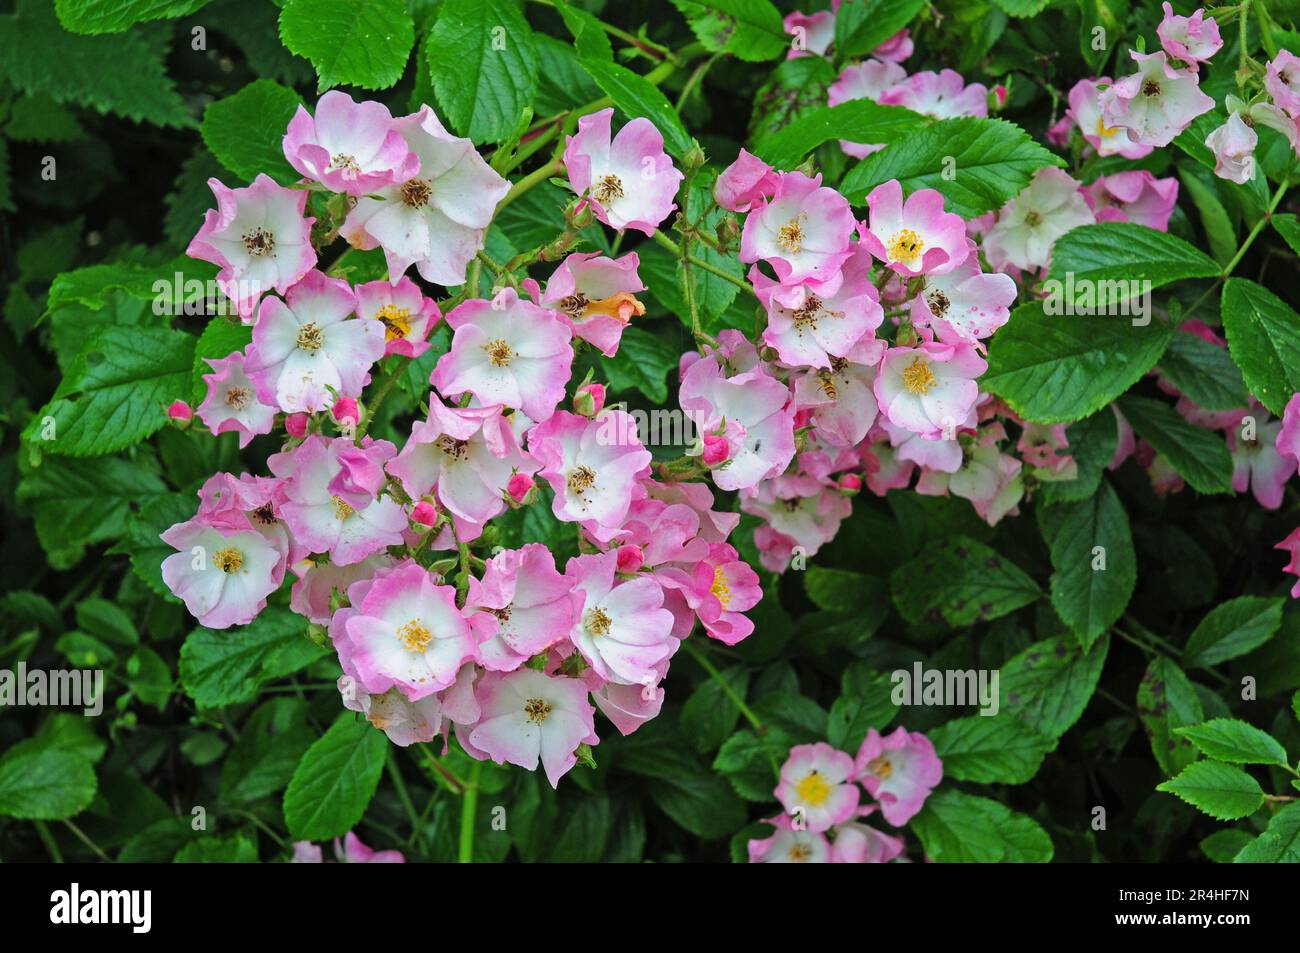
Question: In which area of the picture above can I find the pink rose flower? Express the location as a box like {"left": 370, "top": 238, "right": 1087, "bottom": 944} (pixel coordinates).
{"left": 432, "top": 287, "right": 574, "bottom": 423}
{"left": 827, "top": 59, "right": 909, "bottom": 158}
{"left": 467, "top": 667, "right": 598, "bottom": 787}
{"left": 186, "top": 174, "right": 316, "bottom": 320}
{"left": 747, "top": 814, "right": 831, "bottom": 863}
{"left": 1156, "top": 3, "right": 1222, "bottom": 70}
{"left": 161, "top": 518, "right": 283, "bottom": 629}
{"left": 1205, "top": 112, "right": 1258, "bottom": 185}
{"left": 740, "top": 171, "right": 856, "bottom": 284}
{"left": 879, "top": 69, "right": 988, "bottom": 119}
{"left": 875, "top": 341, "right": 987, "bottom": 439}
{"left": 540, "top": 252, "right": 646, "bottom": 357}
{"left": 1082, "top": 170, "right": 1179, "bottom": 230}
{"left": 464, "top": 543, "right": 579, "bottom": 671}
{"left": 566, "top": 551, "right": 677, "bottom": 687}
{"left": 196, "top": 350, "right": 277, "bottom": 448}
{"left": 775, "top": 742, "right": 861, "bottom": 833}
{"left": 283, "top": 91, "right": 418, "bottom": 196}
{"left": 1100, "top": 50, "right": 1215, "bottom": 148}
{"left": 983, "top": 167, "right": 1095, "bottom": 272}
{"left": 861, "top": 179, "right": 969, "bottom": 277}
{"left": 563, "top": 107, "right": 683, "bottom": 236}
{"left": 714, "top": 148, "right": 781, "bottom": 212}
{"left": 853, "top": 726, "right": 943, "bottom": 826}
{"left": 343, "top": 560, "right": 482, "bottom": 699}
{"left": 245, "top": 270, "right": 385, "bottom": 414}
{"left": 909, "top": 238, "right": 1018, "bottom": 347}
{"left": 354, "top": 276, "right": 441, "bottom": 358}
{"left": 1066, "top": 77, "right": 1153, "bottom": 159}
{"left": 679, "top": 364, "right": 796, "bottom": 492}
{"left": 341, "top": 105, "right": 509, "bottom": 286}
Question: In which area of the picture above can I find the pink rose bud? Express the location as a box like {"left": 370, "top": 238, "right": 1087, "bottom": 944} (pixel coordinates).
{"left": 615, "top": 544, "right": 645, "bottom": 574}
{"left": 838, "top": 473, "right": 863, "bottom": 496}
{"left": 573, "top": 382, "right": 606, "bottom": 417}
{"left": 285, "top": 413, "right": 309, "bottom": 438}
{"left": 167, "top": 400, "right": 192, "bottom": 423}
{"left": 332, "top": 396, "right": 360, "bottom": 426}
{"left": 992, "top": 84, "right": 1008, "bottom": 109}
{"left": 701, "top": 434, "right": 730, "bottom": 467}
{"left": 411, "top": 501, "right": 438, "bottom": 526}
{"left": 507, "top": 472, "right": 534, "bottom": 504}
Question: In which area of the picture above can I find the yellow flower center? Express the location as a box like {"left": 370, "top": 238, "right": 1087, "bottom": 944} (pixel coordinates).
{"left": 483, "top": 338, "right": 514, "bottom": 367}
{"left": 524, "top": 697, "right": 553, "bottom": 724}
{"left": 902, "top": 357, "right": 937, "bottom": 395}
{"left": 867, "top": 755, "right": 893, "bottom": 779}
{"left": 788, "top": 843, "right": 814, "bottom": 862}
{"left": 567, "top": 465, "right": 596, "bottom": 496}
{"left": 709, "top": 565, "right": 731, "bottom": 609}
{"left": 794, "top": 770, "right": 832, "bottom": 807}
{"left": 1094, "top": 116, "right": 1118, "bottom": 139}
{"left": 401, "top": 178, "right": 432, "bottom": 209}
{"left": 777, "top": 218, "right": 805, "bottom": 253}
{"left": 585, "top": 607, "right": 613, "bottom": 636}
{"left": 332, "top": 496, "right": 354, "bottom": 521}
{"left": 241, "top": 227, "right": 275, "bottom": 257}
{"left": 397, "top": 619, "right": 432, "bottom": 654}
{"left": 375, "top": 303, "right": 411, "bottom": 341}
{"left": 213, "top": 547, "right": 244, "bottom": 573}
{"left": 888, "top": 228, "right": 925, "bottom": 264}
{"left": 225, "top": 386, "right": 251, "bottom": 410}
{"left": 297, "top": 322, "right": 324, "bottom": 351}
{"left": 593, "top": 174, "right": 624, "bottom": 204}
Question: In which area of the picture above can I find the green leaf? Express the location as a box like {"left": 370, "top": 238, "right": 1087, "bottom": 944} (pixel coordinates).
{"left": 713, "top": 728, "right": 789, "bottom": 801}
{"left": 201, "top": 80, "right": 303, "bottom": 186}
{"left": 1220, "top": 278, "right": 1300, "bottom": 416}
{"left": 1156, "top": 329, "right": 1250, "bottom": 412}
{"left": 1272, "top": 212, "right": 1300, "bottom": 257}
{"left": 840, "top": 117, "right": 1064, "bottom": 218}
{"left": 427, "top": 0, "right": 538, "bottom": 143}
{"left": 890, "top": 535, "right": 1041, "bottom": 627}
{"left": 679, "top": 666, "right": 750, "bottom": 754}
{"left": 1138, "top": 656, "right": 1205, "bottom": 777}
{"left": 283, "top": 714, "right": 388, "bottom": 841}
{"left": 835, "top": 0, "right": 927, "bottom": 59}
{"left": 1175, "top": 719, "right": 1289, "bottom": 766}
{"left": 579, "top": 57, "right": 695, "bottom": 159}
{"left": 748, "top": 56, "right": 837, "bottom": 144}
{"left": 553, "top": 0, "right": 612, "bottom": 61}
{"left": 23, "top": 326, "right": 195, "bottom": 457}
{"left": 179, "top": 607, "right": 329, "bottom": 708}
{"left": 1200, "top": 828, "right": 1255, "bottom": 863}
{"left": 1233, "top": 801, "right": 1300, "bottom": 862}
{"left": 1038, "top": 408, "right": 1118, "bottom": 504}
{"left": 1000, "top": 632, "right": 1110, "bottom": 741}
{"left": 983, "top": 302, "right": 1173, "bottom": 424}
{"left": 1156, "top": 760, "right": 1265, "bottom": 821}
{"left": 673, "top": 0, "right": 789, "bottom": 62}
{"left": 1046, "top": 223, "right": 1220, "bottom": 300}
{"left": 930, "top": 714, "right": 1054, "bottom": 784}
{"left": 1116, "top": 394, "right": 1234, "bottom": 494}
{"left": 0, "top": 741, "right": 96, "bottom": 820}
{"left": 1038, "top": 480, "right": 1135, "bottom": 651}
{"left": 75, "top": 598, "right": 138, "bottom": 646}
{"left": 991, "top": 0, "right": 1051, "bottom": 15}
{"left": 45, "top": 254, "right": 210, "bottom": 313}
{"left": 1183, "top": 596, "right": 1285, "bottom": 668}
{"left": 53, "top": 0, "right": 208, "bottom": 34}
{"left": 0, "top": 0, "right": 193, "bottom": 127}
{"left": 751, "top": 100, "right": 924, "bottom": 170}
{"left": 1178, "top": 167, "right": 1236, "bottom": 265}
{"left": 280, "top": 0, "right": 415, "bottom": 92}
{"left": 108, "top": 492, "right": 193, "bottom": 597}
{"left": 17, "top": 454, "right": 168, "bottom": 570}
{"left": 911, "top": 789, "right": 1053, "bottom": 862}
{"left": 618, "top": 741, "right": 747, "bottom": 838}
{"left": 599, "top": 324, "right": 680, "bottom": 403}
{"left": 174, "top": 833, "right": 258, "bottom": 863}
{"left": 221, "top": 698, "right": 317, "bottom": 803}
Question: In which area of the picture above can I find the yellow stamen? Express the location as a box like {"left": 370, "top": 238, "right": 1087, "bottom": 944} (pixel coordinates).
{"left": 213, "top": 547, "right": 244, "bottom": 573}
{"left": 593, "top": 174, "right": 624, "bottom": 204}
{"left": 585, "top": 607, "right": 612, "bottom": 636}
{"left": 482, "top": 338, "right": 513, "bottom": 367}
{"left": 794, "top": 770, "right": 832, "bottom": 807}
{"left": 867, "top": 756, "right": 893, "bottom": 779}
{"left": 297, "top": 322, "right": 323, "bottom": 351}
{"left": 777, "top": 218, "right": 805, "bottom": 253}
{"left": 375, "top": 303, "right": 411, "bottom": 341}
{"left": 567, "top": 465, "right": 596, "bottom": 496}
{"left": 888, "top": 228, "right": 925, "bottom": 264}
{"left": 901, "top": 357, "right": 936, "bottom": 395}
{"left": 332, "top": 496, "right": 354, "bottom": 521}
{"left": 524, "top": 697, "right": 553, "bottom": 724}
{"left": 710, "top": 565, "right": 732, "bottom": 609}
{"left": 397, "top": 619, "right": 432, "bottom": 654}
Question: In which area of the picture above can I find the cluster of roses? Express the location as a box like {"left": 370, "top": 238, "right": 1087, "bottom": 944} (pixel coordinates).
{"left": 161, "top": 93, "right": 763, "bottom": 787}
{"left": 714, "top": 3, "right": 1300, "bottom": 579}
{"left": 748, "top": 729, "right": 942, "bottom": 863}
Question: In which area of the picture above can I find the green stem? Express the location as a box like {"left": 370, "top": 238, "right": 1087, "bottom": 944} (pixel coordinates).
{"left": 498, "top": 159, "right": 564, "bottom": 212}
{"left": 34, "top": 821, "right": 63, "bottom": 863}
{"left": 419, "top": 744, "right": 467, "bottom": 793}
{"left": 358, "top": 358, "right": 408, "bottom": 438}
{"left": 675, "top": 53, "right": 721, "bottom": 111}
{"left": 684, "top": 641, "right": 763, "bottom": 732}
{"left": 652, "top": 230, "right": 754, "bottom": 295}
{"left": 387, "top": 752, "right": 421, "bottom": 839}
{"left": 458, "top": 761, "right": 482, "bottom": 863}
{"left": 1181, "top": 180, "right": 1288, "bottom": 323}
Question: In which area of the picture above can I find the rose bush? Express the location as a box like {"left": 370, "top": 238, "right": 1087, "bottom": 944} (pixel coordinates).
{"left": 3, "top": 0, "right": 1300, "bottom": 864}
